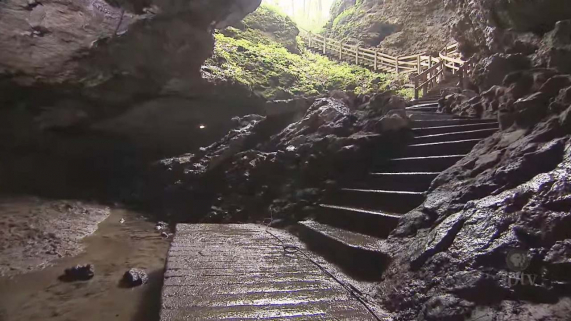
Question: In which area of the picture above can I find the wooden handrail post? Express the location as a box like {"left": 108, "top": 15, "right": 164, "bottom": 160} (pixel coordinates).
{"left": 428, "top": 56, "right": 432, "bottom": 69}
{"left": 459, "top": 66, "right": 464, "bottom": 89}
{"left": 395, "top": 56, "right": 400, "bottom": 74}
{"left": 308, "top": 33, "right": 312, "bottom": 48}
{"left": 414, "top": 77, "right": 419, "bottom": 100}
{"left": 323, "top": 37, "right": 326, "bottom": 54}
{"left": 355, "top": 46, "right": 359, "bottom": 64}
{"left": 417, "top": 55, "right": 421, "bottom": 73}
{"left": 339, "top": 42, "right": 343, "bottom": 60}
{"left": 374, "top": 50, "right": 378, "bottom": 71}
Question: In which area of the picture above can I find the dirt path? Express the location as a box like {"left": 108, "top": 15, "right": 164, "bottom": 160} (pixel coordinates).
{"left": 0, "top": 204, "right": 169, "bottom": 321}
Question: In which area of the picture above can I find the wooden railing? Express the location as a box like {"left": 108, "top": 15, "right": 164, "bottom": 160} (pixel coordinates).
{"left": 413, "top": 60, "right": 445, "bottom": 100}
{"left": 412, "top": 43, "right": 470, "bottom": 99}
{"left": 302, "top": 31, "right": 438, "bottom": 75}
{"left": 301, "top": 31, "right": 471, "bottom": 100}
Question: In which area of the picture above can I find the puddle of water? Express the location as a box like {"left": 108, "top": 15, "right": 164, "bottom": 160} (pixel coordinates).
{"left": 0, "top": 208, "right": 169, "bottom": 321}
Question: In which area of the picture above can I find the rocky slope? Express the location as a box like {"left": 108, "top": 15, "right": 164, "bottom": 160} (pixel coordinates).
{"left": 323, "top": 0, "right": 454, "bottom": 56}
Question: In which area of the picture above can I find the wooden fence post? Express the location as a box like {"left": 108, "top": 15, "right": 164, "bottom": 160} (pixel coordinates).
{"left": 395, "top": 56, "right": 400, "bottom": 74}
{"left": 308, "top": 33, "right": 312, "bottom": 48}
{"left": 417, "top": 55, "right": 421, "bottom": 73}
{"left": 374, "top": 50, "right": 378, "bottom": 71}
{"left": 428, "top": 56, "right": 432, "bottom": 69}
{"left": 323, "top": 37, "right": 326, "bottom": 54}
{"left": 339, "top": 42, "right": 343, "bottom": 60}
{"left": 355, "top": 46, "right": 359, "bottom": 64}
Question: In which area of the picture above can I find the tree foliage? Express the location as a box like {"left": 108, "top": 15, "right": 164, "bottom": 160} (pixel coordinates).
{"left": 262, "top": 0, "right": 336, "bottom": 32}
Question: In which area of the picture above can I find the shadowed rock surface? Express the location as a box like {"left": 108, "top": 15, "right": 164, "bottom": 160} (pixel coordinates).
{"left": 148, "top": 94, "right": 410, "bottom": 223}
{"left": 0, "top": 0, "right": 265, "bottom": 200}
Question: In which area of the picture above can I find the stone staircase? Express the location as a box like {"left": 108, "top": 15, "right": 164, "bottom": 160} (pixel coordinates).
{"left": 297, "top": 95, "right": 499, "bottom": 279}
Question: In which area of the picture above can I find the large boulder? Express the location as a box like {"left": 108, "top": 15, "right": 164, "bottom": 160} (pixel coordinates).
{"left": 472, "top": 54, "right": 531, "bottom": 91}
{"left": 534, "top": 20, "right": 571, "bottom": 74}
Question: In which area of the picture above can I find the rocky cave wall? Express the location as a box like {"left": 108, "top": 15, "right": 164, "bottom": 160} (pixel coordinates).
{"left": 146, "top": 92, "right": 411, "bottom": 223}
{"left": 372, "top": 3, "right": 571, "bottom": 320}
{"left": 0, "top": 0, "right": 263, "bottom": 199}
{"left": 323, "top": 0, "right": 454, "bottom": 56}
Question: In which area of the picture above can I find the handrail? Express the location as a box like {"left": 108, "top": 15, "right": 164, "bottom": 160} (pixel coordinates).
{"left": 300, "top": 31, "right": 433, "bottom": 75}
{"left": 299, "top": 30, "right": 471, "bottom": 100}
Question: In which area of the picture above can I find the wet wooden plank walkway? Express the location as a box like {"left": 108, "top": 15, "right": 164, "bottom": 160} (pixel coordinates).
{"left": 160, "top": 224, "right": 377, "bottom": 320}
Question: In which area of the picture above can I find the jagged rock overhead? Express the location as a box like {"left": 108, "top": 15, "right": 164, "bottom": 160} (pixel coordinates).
{"left": 447, "top": 0, "right": 571, "bottom": 57}
{"left": 0, "top": 0, "right": 261, "bottom": 94}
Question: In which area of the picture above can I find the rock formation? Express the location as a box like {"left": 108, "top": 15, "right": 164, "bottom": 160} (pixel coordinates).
{"left": 323, "top": 0, "right": 454, "bottom": 55}
{"left": 382, "top": 9, "right": 571, "bottom": 318}
{"left": 380, "top": 91, "right": 571, "bottom": 319}
{"left": 148, "top": 93, "right": 411, "bottom": 223}
{"left": 0, "top": 0, "right": 264, "bottom": 198}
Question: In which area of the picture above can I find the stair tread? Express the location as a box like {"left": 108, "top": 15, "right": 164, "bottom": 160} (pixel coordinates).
{"left": 340, "top": 188, "right": 424, "bottom": 195}
{"left": 390, "top": 154, "right": 467, "bottom": 161}
{"left": 298, "top": 220, "right": 390, "bottom": 253}
{"left": 413, "top": 118, "right": 497, "bottom": 124}
{"left": 414, "top": 128, "right": 497, "bottom": 140}
{"left": 370, "top": 172, "right": 440, "bottom": 176}
{"left": 319, "top": 204, "right": 402, "bottom": 219}
{"left": 408, "top": 138, "right": 482, "bottom": 147}
{"left": 413, "top": 122, "right": 499, "bottom": 131}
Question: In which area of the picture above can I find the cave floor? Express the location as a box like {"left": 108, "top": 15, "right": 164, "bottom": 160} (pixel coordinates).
{"left": 0, "top": 204, "right": 169, "bottom": 321}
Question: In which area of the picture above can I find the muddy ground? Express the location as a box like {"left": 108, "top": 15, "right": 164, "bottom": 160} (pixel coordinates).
{"left": 0, "top": 199, "right": 169, "bottom": 321}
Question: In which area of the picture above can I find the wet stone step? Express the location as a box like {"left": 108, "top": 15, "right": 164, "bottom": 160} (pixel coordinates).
{"left": 411, "top": 118, "right": 497, "bottom": 128}
{"left": 413, "top": 128, "right": 497, "bottom": 144}
{"left": 323, "top": 188, "right": 425, "bottom": 214}
{"left": 382, "top": 154, "right": 467, "bottom": 173}
{"left": 297, "top": 220, "right": 392, "bottom": 280}
{"left": 402, "top": 139, "right": 482, "bottom": 157}
{"left": 350, "top": 172, "right": 440, "bottom": 192}
{"left": 316, "top": 204, "right": 400, "bottom": 238}
{"left": 407, "top": 112, "right": 464, "bottom": 121}
{"left": 406, "top": 103, "right": 439, "bottom": 112}
{"left": 413, "top": 122, "right": 499, "bottom": 136}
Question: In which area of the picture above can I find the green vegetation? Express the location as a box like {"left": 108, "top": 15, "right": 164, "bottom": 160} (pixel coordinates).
{"left": 325, "top": 0, "right": 368, "bottom": 40}
{"left": 205, "top": 4, "right": 399, "bottom": 100}
{"left": 242, "top": 5, "right": 300, "bottom": 53}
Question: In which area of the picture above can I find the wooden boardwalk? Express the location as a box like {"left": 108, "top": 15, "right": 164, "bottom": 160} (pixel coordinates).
{"left": 161, "top": 224, "right": 377, "bottom": 320}
{"left": 299, "top": 31, "right": 475, "bottom": 99}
